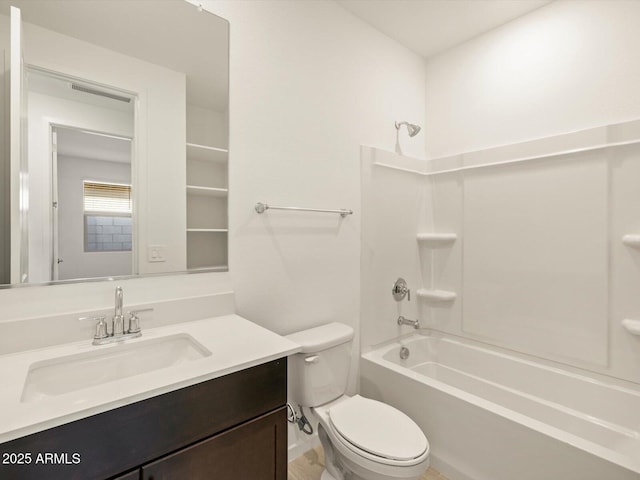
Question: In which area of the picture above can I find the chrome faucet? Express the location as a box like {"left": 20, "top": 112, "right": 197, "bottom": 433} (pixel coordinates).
{"left": 397, "top": 315, "right": 420, "bottom": 329}
{"left": 113, "top": 286, "right": 125, "bottom": 336}
{"left": 85, "top": 287, "right": 153, "bottom": 345}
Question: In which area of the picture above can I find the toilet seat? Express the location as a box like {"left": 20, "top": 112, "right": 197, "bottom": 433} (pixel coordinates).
{"left": 314, "top": 396, "right": 430, "bottom": 479}
{"left": 328, "top": 395, "right": 428, "bottom": 462}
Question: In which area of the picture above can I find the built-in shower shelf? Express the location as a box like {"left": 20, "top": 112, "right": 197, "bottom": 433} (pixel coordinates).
{"left": 622, "top": 319, "right": 640, "bottom": 336}
{"left": 416, "top": 289, "right": 457, "bottom": 304}
{"left": 622, "top": 234, "right": 640, "bottom": 248}
{"left": 416, "top": 233, "right": 457, "bottom": 247}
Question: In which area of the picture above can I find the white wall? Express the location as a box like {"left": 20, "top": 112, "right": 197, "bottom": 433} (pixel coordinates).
{"left": 187, "top": 104, "right": 228, "bottom": 149}
{"left": 425, "top": 0, "right": 640, "bottom": 158}
{"left": 199, "top": 0, "right": 426, "bottom": 332}
{"left": 198, "top": 0, "right": 427, "bottom": 456}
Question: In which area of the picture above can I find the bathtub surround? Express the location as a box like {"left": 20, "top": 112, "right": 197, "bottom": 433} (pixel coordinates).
{"left": 361, "top": 117, "right": 640, "bottom": 381}
{"left": 360, "top": 4, "right": 640, "bottom": 463}
{"left": 360, "top": 119, "right": 640, "bottom": 478}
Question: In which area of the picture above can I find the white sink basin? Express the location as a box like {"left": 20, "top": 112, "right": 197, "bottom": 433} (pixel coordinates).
{"left": 21, "top": 334, "right": 211, "bottom": 402}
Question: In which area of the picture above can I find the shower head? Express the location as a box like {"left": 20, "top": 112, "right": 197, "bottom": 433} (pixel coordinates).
{"left": 395, "top": 121, "right": 421, "bottom": 137}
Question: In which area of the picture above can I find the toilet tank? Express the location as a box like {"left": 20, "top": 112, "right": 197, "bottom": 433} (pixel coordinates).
{"left": 286, "top": 322, "right": 354, "bottom": 407}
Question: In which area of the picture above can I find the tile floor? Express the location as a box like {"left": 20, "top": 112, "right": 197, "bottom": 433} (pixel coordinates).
{"left": 288, "top": 446, "right": 448, "bottom": 480}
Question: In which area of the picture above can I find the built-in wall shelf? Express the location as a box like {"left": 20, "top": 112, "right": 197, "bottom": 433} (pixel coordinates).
{"left": 622, "top": 319, "right": 640, "bottom": 335}
{"left": 186, "top": 104, "right": 228, "bottom": 271}
{"left": 186, "top": 143, "right": 228, "bottom": 163}
{"left": 417, "top": 289, "right": 457, "bottom": 304}
{"left": 417, "top": 233, "right": 457, "bottom": 248}
{"left": 622, "top": 234, "right": 640, "bottom": 248}
{"left": 186, "top": 185, "right": 228, "bottom": 197}
{"left": 186, "top": 227, "right": 228, "bottom": 270}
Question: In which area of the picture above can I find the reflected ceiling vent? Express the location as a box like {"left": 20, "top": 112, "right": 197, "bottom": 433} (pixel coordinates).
{"left": 71, "top": 83, "right": 131, "bottom": 103}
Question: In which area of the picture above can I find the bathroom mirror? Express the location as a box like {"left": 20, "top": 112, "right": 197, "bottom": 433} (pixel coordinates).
{"left": 0, "top": 0, "right": 229, "bottom": 286}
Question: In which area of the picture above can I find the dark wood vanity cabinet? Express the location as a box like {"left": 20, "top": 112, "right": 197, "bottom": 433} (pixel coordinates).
{"left": 141, "top": 408, "right": 286, "bottom": 480}
{"left": 0, "top": 358, "right": 288, "bottom": 480}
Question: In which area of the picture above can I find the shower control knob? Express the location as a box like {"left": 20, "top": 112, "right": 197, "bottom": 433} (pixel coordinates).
{"left": 392, "top": 278, "right": 410, "bottom": 302}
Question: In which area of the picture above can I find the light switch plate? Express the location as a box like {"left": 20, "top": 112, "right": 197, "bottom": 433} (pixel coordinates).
{"left": 147, "top": 245, "right": 167, "bottom": 262}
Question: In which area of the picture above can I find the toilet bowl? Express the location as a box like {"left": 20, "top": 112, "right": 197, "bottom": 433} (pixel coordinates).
{"left": 314, "top": 395, "right": 430, "bottom": 480}
{"left": 286, "top": 323, "right": 430, "bottom": 480}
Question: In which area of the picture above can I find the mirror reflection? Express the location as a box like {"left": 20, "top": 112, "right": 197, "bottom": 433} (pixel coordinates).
{"left": 55, "top": 126, "right": 133, "bottom": 281}
{"left": 30, "top": 69, "right": 135, "bottom": 283}
{"left": 0, "top": 0, "right": 230, "bottom": 286}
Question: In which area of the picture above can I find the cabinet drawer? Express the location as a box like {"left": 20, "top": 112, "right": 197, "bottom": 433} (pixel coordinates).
{"left": 142, "top": 407, "right": 287, "bottom": 480}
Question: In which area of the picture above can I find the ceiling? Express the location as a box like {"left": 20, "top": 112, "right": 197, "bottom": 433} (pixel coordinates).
{"left": 57, "top": 128, "right": 131, "bottom": 165}
{"left": 336, "top": 0, "right": 552, "bottom": 58}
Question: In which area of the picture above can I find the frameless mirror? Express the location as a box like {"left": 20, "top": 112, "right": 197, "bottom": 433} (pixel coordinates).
{"left": 0, "top": 0, "right": 229, "bottom": 286}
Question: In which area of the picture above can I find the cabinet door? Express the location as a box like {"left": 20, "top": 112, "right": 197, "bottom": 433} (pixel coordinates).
{"left": 142, "top": 407, "right": 287, "bottom": 480}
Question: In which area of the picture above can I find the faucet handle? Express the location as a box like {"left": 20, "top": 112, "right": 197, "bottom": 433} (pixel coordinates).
{"left": 94, "top": 317, "right": 109, "bottom": 339}
{"left": 78, "top": 316, "right": 109, "bottom": 340}
{"left": 392, "top": 278, "right": 410, "bottom": 302}
{"left": 78, "top": 315, "right": 110, "bottom": 339}
{"left": 127, "top": 308, "right": 153, "bottom": 334}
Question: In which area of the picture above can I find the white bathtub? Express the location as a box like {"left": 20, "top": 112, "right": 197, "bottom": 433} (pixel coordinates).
{"left": 360, "top": 333, "right": 640, "bottom": 480}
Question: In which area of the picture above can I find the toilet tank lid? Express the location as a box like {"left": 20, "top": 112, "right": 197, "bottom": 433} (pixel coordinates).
{"left": 285, "top": 322, "right": 354, "bottom": 353}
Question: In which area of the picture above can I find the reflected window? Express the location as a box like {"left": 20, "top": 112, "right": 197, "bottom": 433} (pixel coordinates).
{"left": 83, "top": 181, "right": 132, "bottom": 252}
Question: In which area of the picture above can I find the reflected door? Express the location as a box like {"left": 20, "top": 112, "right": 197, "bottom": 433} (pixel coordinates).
{"left": 52, "top": 126, "right": 133, "bottom": 281}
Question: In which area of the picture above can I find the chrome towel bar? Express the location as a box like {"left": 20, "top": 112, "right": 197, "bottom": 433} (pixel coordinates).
{"left": 255, "top": 202, "right": 353, "bottom": 217}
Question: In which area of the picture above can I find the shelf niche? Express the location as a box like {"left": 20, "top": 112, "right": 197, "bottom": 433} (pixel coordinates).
{"left": 416, "top": 289, "right": 457, "bottom": 305}
{"left": 416, "top": 233, "right": 457, "bottom": 248}
{"left": 622, "top": 234, "right": 640, "bottom": 249}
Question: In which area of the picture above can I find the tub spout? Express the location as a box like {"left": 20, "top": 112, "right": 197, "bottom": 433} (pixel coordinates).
{"left": 397, "top": 316, "right": 420, "bottom": 329}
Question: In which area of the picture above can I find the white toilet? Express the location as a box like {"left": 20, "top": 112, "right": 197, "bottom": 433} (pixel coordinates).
{"left": 286, "top": 323, "right": 430, "bottom": 480}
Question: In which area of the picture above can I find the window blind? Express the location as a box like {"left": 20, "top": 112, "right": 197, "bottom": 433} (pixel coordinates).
{"left": 83, "top": 181, "right": 132, "bottom": 214}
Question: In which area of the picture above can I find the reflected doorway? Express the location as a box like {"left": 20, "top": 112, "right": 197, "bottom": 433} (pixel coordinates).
{"left": 52, "top": 126, "right": 133, "bottom": 280}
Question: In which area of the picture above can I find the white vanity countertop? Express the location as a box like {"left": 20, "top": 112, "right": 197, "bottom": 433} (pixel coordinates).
{"left": 0, "top": 314, "right": 301, "bottom": 444}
